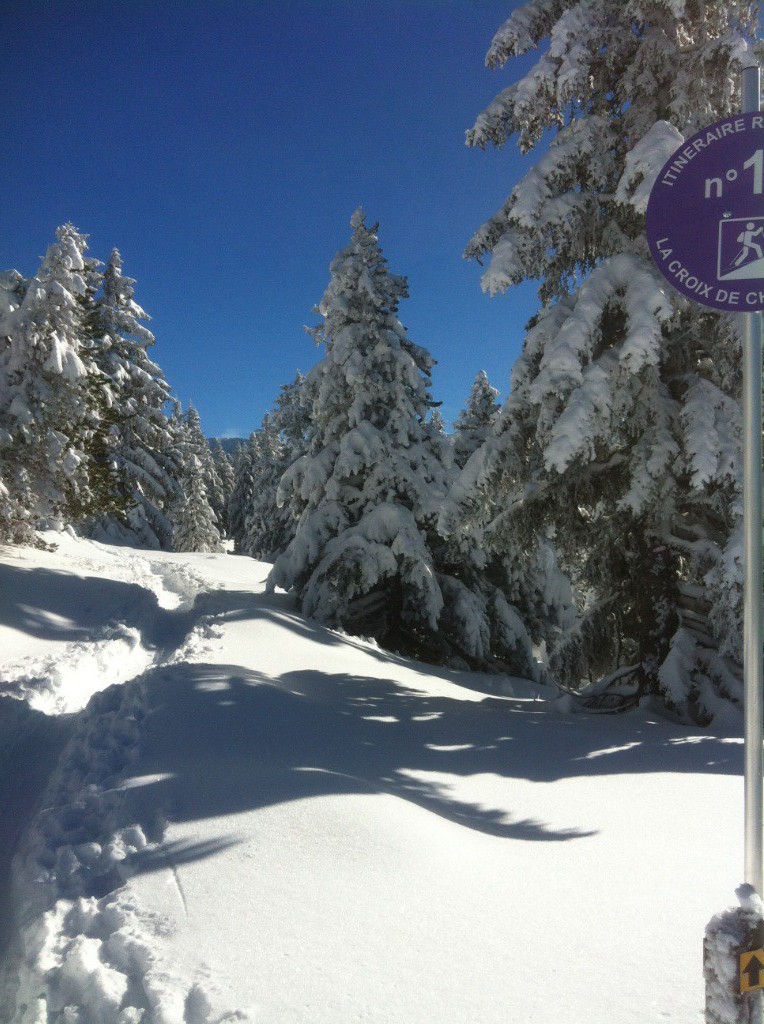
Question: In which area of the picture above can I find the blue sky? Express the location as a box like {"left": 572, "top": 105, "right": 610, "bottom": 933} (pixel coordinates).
{"left": 0, "top": 1, "right": 540, "bottom": 437}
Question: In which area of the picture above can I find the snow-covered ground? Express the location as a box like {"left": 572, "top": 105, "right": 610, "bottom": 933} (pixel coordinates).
{"left": 0, "top": 534, "right": 747, "bottom": 1023}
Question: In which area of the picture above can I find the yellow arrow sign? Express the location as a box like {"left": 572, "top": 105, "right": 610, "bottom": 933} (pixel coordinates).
{"left": 740, "top": 949, "right": 764, "bottom": 993}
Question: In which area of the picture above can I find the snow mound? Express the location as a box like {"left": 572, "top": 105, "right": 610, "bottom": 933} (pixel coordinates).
{"left": 1, "top": 625, "right": 148, "bottom": 715}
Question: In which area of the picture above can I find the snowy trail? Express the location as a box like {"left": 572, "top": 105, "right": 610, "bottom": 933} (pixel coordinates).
{"left": 0, "top": 537, "right": 748, "bottom": 1023}
{"left": 0, "top": 538, "right": 216, "bottom": 714}
{"left": 0, "top": 536, "right": 230, "bottom": 1021}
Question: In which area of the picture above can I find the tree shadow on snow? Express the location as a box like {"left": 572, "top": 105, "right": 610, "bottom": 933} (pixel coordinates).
{"left": 0, "top": 560, "right": 746, "bottom": 884}
{"left": 0, "top": 697, "right": 73, "bottom": 958}
{"left": 116, "top": 661, "right": 744, "bottom": 878}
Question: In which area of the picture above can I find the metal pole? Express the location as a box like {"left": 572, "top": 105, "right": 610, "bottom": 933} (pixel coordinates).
{"left": 742, "top": 61, "right": 764, "bottom": 900}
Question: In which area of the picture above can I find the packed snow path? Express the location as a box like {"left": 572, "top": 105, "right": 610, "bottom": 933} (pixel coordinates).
{"left": 0, "top": 535, "right": 747, "bottom": 1023}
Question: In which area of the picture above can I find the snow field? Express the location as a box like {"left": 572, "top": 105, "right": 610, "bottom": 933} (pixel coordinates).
{"left": 0, "top": 535, "right": 748, "bottom": 1023}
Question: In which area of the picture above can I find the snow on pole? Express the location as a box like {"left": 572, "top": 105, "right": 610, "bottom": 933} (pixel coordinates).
{"left": 705, "top": 886, "right": 764, "bottom": 1024}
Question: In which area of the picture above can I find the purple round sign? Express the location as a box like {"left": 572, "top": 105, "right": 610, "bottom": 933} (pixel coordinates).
{"left": 646, "top": 112, "right": 764, "bottom": 312}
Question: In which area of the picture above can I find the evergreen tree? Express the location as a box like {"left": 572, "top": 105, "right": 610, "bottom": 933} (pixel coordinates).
{"left": 0, "top": 224, "right": 93, "bottom": 534}
{"left": 243, "top": 373, "right": 314, "bottom": 561}
{"left": 70, "top": 250, "right": 119, "bottom": 524}
{"left": 452, "top": 370, "right": 500, "bottom": 469}
{"left": 186, "top": 405, "right": 224, "bottom": 521}
{"left": 228, "top": 432, "right": 259, "bottom": 553}
{"left": 243, "top": 413, "right": 291, "bottom": 560}
{"left": 171, "top": 456, "right": 223, "bottom": 553}
{"left": 87, "top": 249, "right": 178, "bottom": 547}
{"left": 268, "top": 210, "right": 447, "bottom": 652}
{"left": 273, "top": 372, "right": 313, "bottom": 459}
{"left": 0, "top": 468, "right": 35, "bottom": 545}
{"left": 0, "top": 230, "right": 183, "bottom": 547}
{"left": 212, "top": 441, "right": 235, "bottom": 537}
{"left": 171, "top": 403, "right": 223, "bottom": 524}
{"left": 429, "top": 407, "right": 447, "bottom": 434}
{"left": 269, "top": 210, "right": 537, "bottom": 673}
{"left": 168, "top": 403, "right": 222, "bottom": 551}
{"left": 443, "top": 2, "right": 757, "bottom": 720}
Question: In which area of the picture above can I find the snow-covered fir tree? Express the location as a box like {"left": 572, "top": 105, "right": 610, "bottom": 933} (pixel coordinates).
{"left": 177, "top": 405, "right": 223, "bottom": 518}
{"left": 442, "top": 2, "right": 757, "bottom": 721}
{"left": 0, "top": 224, "right": 93, "bottom": 537}
{"left": 272, "top": 371, "right": 313, "bottom": 467}
{"left": 228, "top": 432, "right": 259, "bottom": 553}
{"left": 168, "top": 403, "right": 222, "bottom": 552}
{"left": 87, "top": 249, "right": 179, "bottom": 548}
{"left": 69, "top": 249, "right": 119, "bottom": 524}
{"left": 242, "top": 373, "right": 314, "bottom": 561}
{"left": 171, "top": 455, "right": 223, "bottom": 553}
{"left": 211, "top": 441, "right": 235, "bottom": 537}
{"left": 268, "top": 210, "right": 448, "bottom": 653}
{"left": 429, "top": 407, "right": 447, "bottom": 435}
{"left": 241, "top": 413, "right": 290, "bottom": 560}
{"left": 269, "top": 210, "right": 537, "bottom": 672}
{"left": 452, "top": 370, "right": 500, "bottom": 469}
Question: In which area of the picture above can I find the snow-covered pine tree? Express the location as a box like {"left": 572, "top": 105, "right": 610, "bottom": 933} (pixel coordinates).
{"left": 69, "top": 250, "right": 120, "bottom": 524}
{"left": 166, "top": 399, "right": 222, "bottom": 548}
{"left": 173, "top": 404, "right": 223, "bottom": 518}
{"left": 272, "top": 371, "right": 314, "bottom": 468}
{"left": 87, "top": 249, "right": 178, "bottom": 547}
{"left": 0, "top": 224, "right": 94, "bottom": 536}
{"left": 0, "top": 467, "right": 35, "bottom": 545}
{"left": 269, "top": 210, "right": 538, "bottom": 673}
{"left": 171, "top": 455, "right": 224, "bottom": 553}
{"left": 429, "top": 407, "right": 447, "bottom": 435}
{"left": 186, "top": 405, "right": 224, "bottom": 522}
{"left": 212, "top": 441, "right": 235, "bottom": 537}
{"left": 443, "top": 2, "right": 757, "bottom": 721}
{"left": 241, "top": 373, "right": 314, "bottom": 561}
{"left": 268, "top": 210, "right": 448, "bottom": 654}
{"left": 228, "top": 432, "right": 259, "bottom": 553}
{"left": 0, "top": 273, "right": 33, "bottom": 542}
{"left": 242, "top": 413, "right": 291, "bottom": 561}
{"left": 452, "top": 370, "right": 500, "bottom": 469}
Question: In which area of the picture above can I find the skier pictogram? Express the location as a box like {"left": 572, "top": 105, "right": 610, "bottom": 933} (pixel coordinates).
{"left": 717, "top": 216, "right": 764, "bottom": 281}
{"left": 733, "top": 222, "right": 764, "bottom": 267}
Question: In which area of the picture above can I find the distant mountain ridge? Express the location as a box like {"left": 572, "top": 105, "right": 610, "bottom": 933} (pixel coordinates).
{"left": 208, "top": 437, "right": 245, "bottom": 456}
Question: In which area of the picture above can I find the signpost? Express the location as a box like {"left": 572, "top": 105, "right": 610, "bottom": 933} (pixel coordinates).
{"left": 646, "top": 63, "right": 763, "bottom": 1024}
{"left": 646, "top": 110, "right": 764, "bottom": 312}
